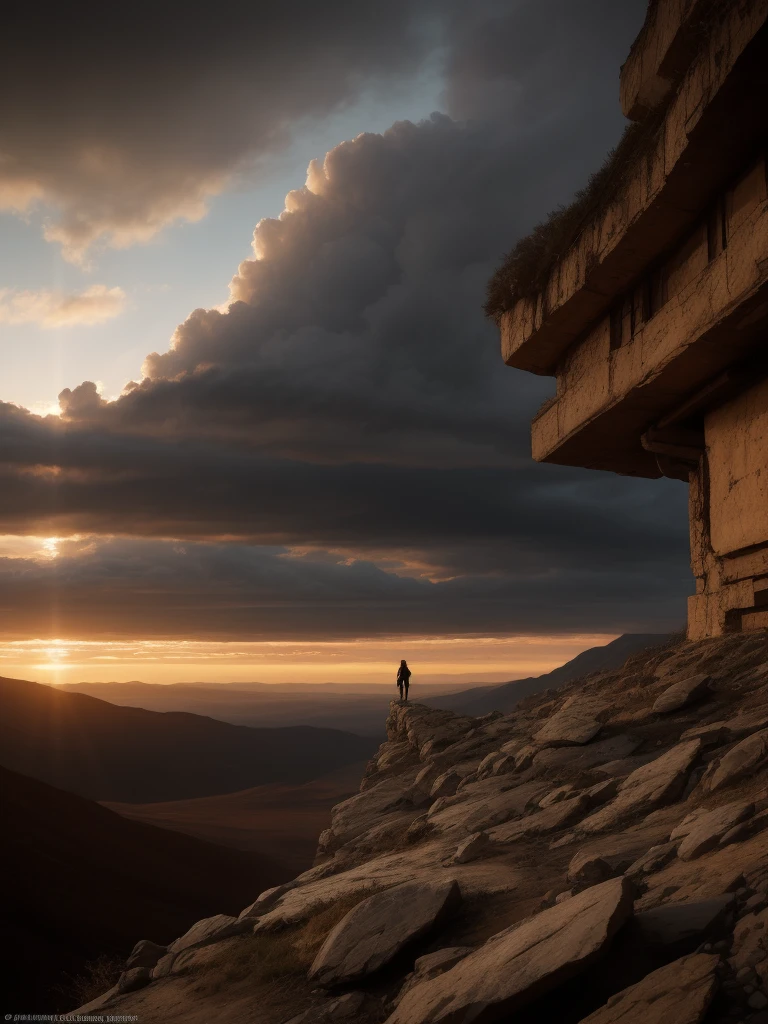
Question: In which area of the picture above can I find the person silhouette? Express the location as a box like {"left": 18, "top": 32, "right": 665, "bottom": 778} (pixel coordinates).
{"left": 396, "top": 659, "right": 411, "bottom": 701}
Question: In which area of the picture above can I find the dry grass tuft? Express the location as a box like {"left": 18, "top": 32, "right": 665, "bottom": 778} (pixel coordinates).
{"left": 63, "top": 953, "right": 124, "bottom": 1007}
{"left": 484, "top": 117, "right": 662, "bottom": 321}
{"left": 191, "top": 885, "right": 388, "bottom": 997}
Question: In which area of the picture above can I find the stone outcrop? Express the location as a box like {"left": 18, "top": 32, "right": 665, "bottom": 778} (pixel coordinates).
{"left": 69, "top": 628, "right": 768, "bottom": 1024}
{"left": 308, "top": 879, "right": 462, "bottom": 987}
{"left": 652, "top": 674, "right": 712, "bottom": 714}
{"left": 385, "top": 877, "right": 634, "bottom": 1023}
{"left": 167, "top": 914, "right": 248, "bottom": 954}
{"left": 579, "top": 953, "right": 720, "bottom": 1024}
{"left": 675, "top": 801, "right": 755, "bottom": 861}
{"left": 577, "top": 739, "right": 701, "bottom": 833}
{"left": 700, "top": 728, "right": 768, "bottom": 794}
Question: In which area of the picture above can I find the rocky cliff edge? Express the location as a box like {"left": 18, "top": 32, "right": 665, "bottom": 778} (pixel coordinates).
{"left": 69, "top": 630, "right": 768, "bottom": 1024}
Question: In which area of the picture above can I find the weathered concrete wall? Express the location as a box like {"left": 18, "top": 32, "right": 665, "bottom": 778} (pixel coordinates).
{"left": 620, "top": 0, "right": 708, "bottom": 120}
{"left": 687, "top": 377, "right": 768, "bottom": 640}
{"left": 708, "top": 377, "right": 768, "bottom": 556}
{"left": 531, "top": 157, "right": 768, "bottom": 474}
{"left": 502, "top": 0, "right": 768, "bottom": 375}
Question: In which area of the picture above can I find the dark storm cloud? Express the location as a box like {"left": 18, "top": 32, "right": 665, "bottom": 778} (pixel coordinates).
{"left": 0, "top": 0, "right": 645, "bottom": 259}
{"left": 0, "top": 0, "right": 690, "bottom": 638}
{"left": 0, "top": 538, "right": 687, "bottom": 640}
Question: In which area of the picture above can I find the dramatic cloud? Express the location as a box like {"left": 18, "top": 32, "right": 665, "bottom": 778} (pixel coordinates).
{"left": 0, "top": 0, "right": 444, "bottom": 260}
{"left": 0, "top": 0, "right": 646, "bottom": 261}
{"left": 0, "top": 285, "right": 126, "bottom": 328}
{"left": 0, "top": 538, "right": 687, "bottom": 641}
{"left": 0, "top": 0, "right": 690, "bottom": 640}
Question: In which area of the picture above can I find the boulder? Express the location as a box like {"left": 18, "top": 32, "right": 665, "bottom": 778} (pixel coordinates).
{"left": 635, "top": 894, "right": 735, "bottom": 948}
{"left": 413, "top": 947, "right": 474, "bottom": 977}
{"left": 534, "top": 696, "right": 607, "bottom": 747}
{"left": 117, "top": 966, "right": 151, "bottom": 994}
{"left": 151, "top": 952, "right": 177, "bottom": 979}
{"left": 427, "top": 797, "right": 449, "bottom": 818}
{"left": 625, "top": 841, "right": 678, "bottom": 879}
{"left": 491, "top": 754, "right": 515, "bottom": 776}
{"left": 396, "top": 948, "right": 475, "bottom": 1006}
{"left": 720, "top": 807, "right": 768, "bottom": 847}
{"left": 701, "top": 728, "right": 768, "bottom": 794}
{"left": 677, "top": 800, "right": 754, "bottom": 861}
{"left": 577, "top": 952, "right": 719, "bottom": 1024}
{"left": 406, "top": 814, "right": 433, "bottom": 842}
{"left": 384, "top": 876, "right": 634, "bottom": 1024}
{"left": 500, "top": 738, "right": 524, "bottom": 756}
{"left": 308, "top": 879, "right": 462, "bottom": 987}
{"left": 591, "top": 753, "right": 663, "bottom": 780}
{"left": 578, "top": 740, "right": 702, "bottom": 834}
{"left": 476, "top": 752, "right": 503, "bottom": 779}
{"left": 489, "top": 794, "right": 589, "bottom": 844}
{"left": 533, "top": 734, "right": 641, "bottom": 772}
{"left": 167, "top": 913, "right": 249, "bottom": 954}
{"left": 540, "top": 785, "right": 575, "bottom": 808}
{"left": 652, "top": 674, "right": 712, "bottom": 714}
{"left": 514, "top": 745, "right": 538, "bottom": 771}
{"left": 584, "top": 779, "right": 620, "bottom": 807}
{"left": 125, "top": 938, "right": 166, "bottom": 970}
{"left": 414, "top": 763, "right": 440, "bottom": 790}
{"left": 567, "top": 851, "right": 613, "bottom": 885}
{"left": 453, "top": 832, "right": 489, "bottom": 864}
{"left": 682, "top": 711, "right": 768, "bottom": 746}
{"left": 568, "top": 847, "right": 635, "bottom": 885}
{"left": 430, "top": 771, "right": 462, "bottom": 799}
{"left": 238, "top": 883, "right": 295, "bottom": 920}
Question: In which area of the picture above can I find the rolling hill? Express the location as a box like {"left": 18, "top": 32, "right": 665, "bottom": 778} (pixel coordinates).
{"left": 103, "top": 760, "right": 365, "bottom": 874}
{"left": 55, "top": 679, "right": 469, "bottom": 737}
{"left": 0, "top": 765, "right": 290, "bottom": 1013}
{"left": 0, "top": 674, "right": 378, "bottom": 802}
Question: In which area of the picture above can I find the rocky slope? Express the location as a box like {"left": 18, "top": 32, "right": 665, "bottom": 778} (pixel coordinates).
{"left": 68, "top": 630, "right": 768, "bottom": 1024}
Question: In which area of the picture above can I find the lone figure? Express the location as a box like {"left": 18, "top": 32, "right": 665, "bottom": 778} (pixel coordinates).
{"left": 397, "top": 659, "right": 411, "bottom": 701}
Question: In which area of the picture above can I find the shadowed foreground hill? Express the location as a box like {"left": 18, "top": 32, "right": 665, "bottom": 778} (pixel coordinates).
{"left": 0, "top": 765, "right": 290, "bottom": 1013}
{"left": 0, "top": 675, "right": 378, "bottom": 802}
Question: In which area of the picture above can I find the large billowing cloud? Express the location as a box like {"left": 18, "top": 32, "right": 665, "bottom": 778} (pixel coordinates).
{"left": 0, "top": 0, "right": 441, "bottom": 260}
{"left": 0, "top": 0, "right": 689, "bottom": 640}
{"left": 0, "top": 0, "right": 644, "bottom": 261}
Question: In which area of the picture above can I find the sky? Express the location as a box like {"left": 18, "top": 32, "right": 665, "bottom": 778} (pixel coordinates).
{"left": 0, "top": 0, "right": 692, "bottom": 685}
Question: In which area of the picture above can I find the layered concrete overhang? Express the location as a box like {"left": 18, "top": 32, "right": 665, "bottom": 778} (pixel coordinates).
{"left": 620, "top": 0, "right": 711, "bottom": 121}
{"left": 501, "top": 2, "right": 768, "bottom": 379}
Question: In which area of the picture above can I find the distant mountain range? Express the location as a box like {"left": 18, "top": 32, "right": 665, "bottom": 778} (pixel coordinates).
{"left": 1, "top": 765, "right": 289, "bottom": 1012}
{"left": 0, "top": 675, "right": 378, "bottom": 802}
{"left": 425, "top": 634, "right": 676, "bottom": 716}
{"left": 53, "top": 635, "right": 676, "bottom": 737}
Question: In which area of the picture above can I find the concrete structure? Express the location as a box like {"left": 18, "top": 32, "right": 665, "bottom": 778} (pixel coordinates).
{"left": 498, "top": 0, "right": 768, "bottom": 640}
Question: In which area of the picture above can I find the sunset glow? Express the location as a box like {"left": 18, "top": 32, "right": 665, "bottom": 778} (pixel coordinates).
{"left": 0, "top": 633, "right": 617, "bottom": 686}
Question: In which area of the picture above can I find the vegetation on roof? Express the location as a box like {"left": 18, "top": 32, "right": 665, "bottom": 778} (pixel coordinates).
{"left": 484, "top": 117, "right": 660, "bottom": 322}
